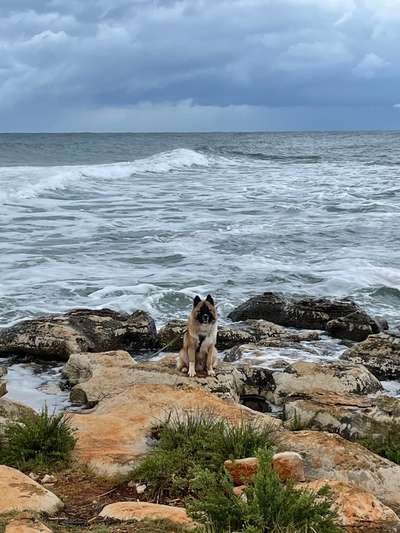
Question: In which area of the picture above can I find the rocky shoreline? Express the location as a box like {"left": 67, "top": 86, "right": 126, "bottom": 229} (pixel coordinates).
{"left": 0, "top": 291, "right": 400, "bottom": 532}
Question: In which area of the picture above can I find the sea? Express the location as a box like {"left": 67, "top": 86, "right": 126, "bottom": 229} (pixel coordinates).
{"left": 0, "top": 131, "right": 399, "bottom": 409}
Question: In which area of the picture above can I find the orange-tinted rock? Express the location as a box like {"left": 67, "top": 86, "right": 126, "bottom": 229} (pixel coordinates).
{"left": 0, "top": 466, "right": 63, "bottom": 516}
{"left": 272, "top": 451, "right": 305, "bottom": 482}
{"left": 299, "top": 480, "right": 400, "bottom": 532}
{"left": 273, "top": 430, "right": 400, "bottom": 512}
{"left": 98, "top": 501, "right": 195, "bottom": 527}
{"left": 224, "top": 457, "right": 259, "bottom": 485}
{"left": 71, "top": 383, "right": 281, "bottom": 478}
{"left": 5, "top": 518, "right": 52, "bottom": 533}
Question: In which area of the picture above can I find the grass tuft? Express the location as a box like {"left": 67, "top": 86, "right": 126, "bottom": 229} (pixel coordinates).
{"left": 0, "top": 405, "right": 76, "bottom": 472}
{"left": 358, "top": 434, "right": 400, "bottom": 464}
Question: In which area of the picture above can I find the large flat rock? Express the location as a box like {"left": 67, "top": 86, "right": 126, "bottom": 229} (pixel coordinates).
{"left": 70, "top": 383, "right": 281, "bottom": 478}
{"left": 272, "top": 360, "right": 382, "bottom": 405}
{"left": 0, "top": 308, "right": 157, "bottom": 361}
{"left": 285, "top": 392, "right": 400, "bottom": 440}
{"left": 273, "top": 430, "right": 400, "bottom": 512}
{"left": 99, "top": 501, "right": 196, "bottom": 527}
{"left": 63, "top": 351, "right": 245, "bottom": 405}
{"left": 0, "top": 466, "right": 63, "bottom": 515}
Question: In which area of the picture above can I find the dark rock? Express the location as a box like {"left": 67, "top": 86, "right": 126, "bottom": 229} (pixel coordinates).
{"left": 341, "top": 333, "right": 400, "bottom": 380}
{"left": 0, "top": 308, "right": 157, "bottom": 361}
{"left": 326, "top": 310, "right": 382, "bottom": 342}
{"left": 236, "top": 364, "right": 276, "bottom": 398}
{"left": 228, "top": 292, "right": 360, "bottom": 329}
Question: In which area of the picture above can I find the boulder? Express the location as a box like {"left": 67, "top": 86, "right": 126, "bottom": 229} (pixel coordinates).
{"left": 0, "top": 398, "right": 36, "bottom": 435}
{"left": 326, "top": 311, "right": 382, "bottom": 342}
{"left": 272, "top": 451, "right": 305, "bottom": 482}
{"left": 224, "top": 457, "right": 259, "bottom": 485}
{"left": 284, "top": 392, "right": 400, "bottom": 440}
{"left": 63, "top": 352, "right": 244, "bottom": 405}
{"left": 5, "top": 517, "right": 52, "bottom": 533}
{"left": 272, "top": 360, "right": 382, "bottom": 405}
{"left": 299, "top": 480, "right": 400, "bottom": 532}
{"left": 228, "top": 292, "right": 363, "bottom": 330}
{"left": 0, "top": 308, "right": 157, "bottom": 361}
{"left": 70, "top": 383, "right": 281, "bottom": 477}
{"left": 98, "top": 501, "right": 196, "bottom": 527}
{"left": 0, "top": 465, "right": 63, "bottom": 515}
{"left": 273, "top": 430, "right": 400, "bottom": 512}
{"left": 341, "top": 333, "right": 400, "bottom": 380}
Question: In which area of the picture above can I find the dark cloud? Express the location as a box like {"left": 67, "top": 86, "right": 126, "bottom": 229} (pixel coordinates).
{"left": 1, "top": 0, "right": 399, "bottom": 130}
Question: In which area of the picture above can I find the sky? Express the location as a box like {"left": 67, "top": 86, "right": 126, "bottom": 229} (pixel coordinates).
{"left": 1, "top": 0, "right": 400, "bottom": 132}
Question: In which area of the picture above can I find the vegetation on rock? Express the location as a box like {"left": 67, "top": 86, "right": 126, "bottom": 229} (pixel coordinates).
{"left": 0, "top": 406, "right": 76, "bottom": 472}
{"left": 132, "top": 411, "right": 342, "bottom": 532}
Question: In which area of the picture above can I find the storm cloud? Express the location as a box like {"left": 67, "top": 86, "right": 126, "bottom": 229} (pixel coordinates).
{"left": 1, "top": 0, "right": 400, "bottom": 131}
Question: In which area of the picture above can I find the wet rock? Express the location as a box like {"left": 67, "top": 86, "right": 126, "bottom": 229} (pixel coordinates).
{"left": 285, "top": 392, "right": 400, "bottom": 440}
{"left": 298, "top": 480, "right": 400, "bottom": 532}
{"left": 228, "top": 292, "right": 362, "bottom": 330}
{"left": 98, "top": 501, "right": 196, "bottom": 527}
{"left": 0, "top": 465, "right": 63, "bottom": 515}
{"left": 71, "top": 383, "right": 281, "bottom": 477}
{"left": 235, "top": 364, "right": 275, "bottom": 399}
{"left": 273, "top": 360, "right": 382, "bottom": 405}
{"left": 0, "top": 308, "right": 157, "bottom": 361}
{"left": 272, "top": 451, "right": 305, "bottom": 482}
{"left": 63, "top": 351, "right": 244, "bottom": 405}
{"left": 272, "top": 430, "right": 400, "bottom": 512}
{"left": 5, "top": 517, "right": 53, "bottom": 533}
{"left": 326, "top": 310, "right": 382, "bottom": 342}
{"left": 224, "top": 457, "right": 259, "bottom": 485}
{"left": 341, "top": 333, "right": 400, "bottom": 380}
{"left": 0, "top": 398, "right": 36, "bottom": 435}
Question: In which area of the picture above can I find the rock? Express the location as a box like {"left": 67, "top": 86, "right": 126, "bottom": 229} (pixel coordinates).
{"left": 0, "top": 398, "right": 37, "bottom": 435}
{"left": 41, "top": 474, "right": 56, "bottom": 485}
{"left": 70, "top": 383, "right": 281, "bottom": 477}
{"left": 135, "top": 483, "right": 146, "bottom": 495}
{"left": 272, "top": 452, "right": 305, "bottom": 482}
{"left": 5, "top": 517, "right": 53, "bottom": 533}
{"left": 272, "top": 360, "right": 382, "bottom": 405}
{"left": 235, "top": 364, "right": 275, "bottom": 399}
{"left": 326, "top": 311, "right": 382, "bottom": 342}
{"left": 232, "top": 485, "right": 247, "bottom": 500}
{"left": 284, "top": 392, "right": 400, "bottom": 440}
{"left": 341, "top": 333, "right": 400, "bottom": 380}
{"left": 299, "top": 480, "right": 400, "bottom": 532}
{"left": 64, "top": 351, "right": 245, "bottom": 405}
{"left": 224, "top": 457, "right": 259, "bottom": 485}
{"left": 0, "top": 308, "right": 157, "bottom": 361}
{"left": 228, "top": 292, "right": 363, "bottom": 330}
{"left": 98, "top": 501, "right": 196, "bottom": 527}
{"left": 1, "top": 366, "right": 7, "bottom": 397}
{"left": 272, "top": 430, "right": 400, "bottom": 512}
{"left": 0, "top": 465, "right": 63, "bottom": 515}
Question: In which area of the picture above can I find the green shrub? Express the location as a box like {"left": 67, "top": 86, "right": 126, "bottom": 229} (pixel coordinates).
{"left": 358, "top": 434, "right": 400, "bottom": 465}
{"left": 0, "top": 405, "right": 76, "bottom": 471}
{"left": 132, "top": 410, "right": 273, "bottom": 501}
{"left": 189, "top": 449, "right": 342, "bottom": 533}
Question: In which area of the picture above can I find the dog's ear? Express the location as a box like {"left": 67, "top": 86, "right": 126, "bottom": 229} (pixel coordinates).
{"left": 206, "top": 294, "right": 214, "bottom": 306}
{"left": 193, "top": 295, "right": 201, "bottom": 307}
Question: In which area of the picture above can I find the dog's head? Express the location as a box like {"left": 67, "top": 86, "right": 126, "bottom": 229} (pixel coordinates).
{"left": 192, "top": 294, "right": 217, "bottom": 325}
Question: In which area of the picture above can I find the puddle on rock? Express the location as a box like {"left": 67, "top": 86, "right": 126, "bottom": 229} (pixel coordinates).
{"left": 1, "top": 358, "right": 71, "bottom": 412}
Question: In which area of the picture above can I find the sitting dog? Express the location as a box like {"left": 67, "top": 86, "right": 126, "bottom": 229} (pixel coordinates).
{"left": 177, "top": 294, "right": 217, "bottom": 377}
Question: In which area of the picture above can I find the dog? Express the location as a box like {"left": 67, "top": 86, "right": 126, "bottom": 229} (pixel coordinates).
{"left": 177, "top": 294, "right": 218, "bottom": 378}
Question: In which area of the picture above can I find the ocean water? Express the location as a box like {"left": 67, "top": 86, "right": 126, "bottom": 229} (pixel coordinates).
{"left": 1, "top": 131, "right": 399, "bottom": 409}
{"left": 1, "top": 131, "right": 399, "bottom": 329}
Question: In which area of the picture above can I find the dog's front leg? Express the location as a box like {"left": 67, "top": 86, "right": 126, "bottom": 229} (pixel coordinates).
{"left": 206, "top": 345, "right": 217, "bottom": 377}
{"left": 188, "top": 346, "right": 196, "bottom": 377}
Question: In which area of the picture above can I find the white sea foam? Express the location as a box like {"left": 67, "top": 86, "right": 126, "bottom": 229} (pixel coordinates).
{"left": 0, "top": 148, "right": 211, "bottom": 202}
